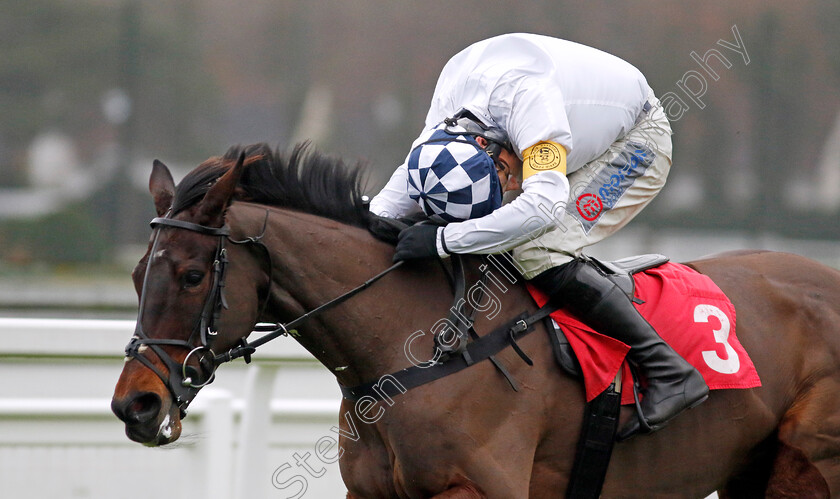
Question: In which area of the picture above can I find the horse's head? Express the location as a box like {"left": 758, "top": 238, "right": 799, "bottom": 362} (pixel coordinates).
{"left": 112, "top": 153, "right": 264, "bottom": 446}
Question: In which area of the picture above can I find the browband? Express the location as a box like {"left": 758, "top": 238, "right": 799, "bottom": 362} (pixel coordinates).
{"left": 150, "top": 217, "right": 231, "bottom": 237}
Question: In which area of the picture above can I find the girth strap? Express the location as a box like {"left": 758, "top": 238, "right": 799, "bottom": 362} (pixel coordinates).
{"left": 565, "top": 372, "right": 622, "bottom": 499}
{"left": 340, "top": 303, "right": 556, "bottom": 402}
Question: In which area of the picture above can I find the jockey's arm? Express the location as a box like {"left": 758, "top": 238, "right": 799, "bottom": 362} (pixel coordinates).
{"left": 437, "top": 169, "right": 569, "bottom": 256}
{"left": 435, "top": 73, "right": 573, "bottom": 255}
{"left": 369, "top": 162, "right": 422, "bottom": 218}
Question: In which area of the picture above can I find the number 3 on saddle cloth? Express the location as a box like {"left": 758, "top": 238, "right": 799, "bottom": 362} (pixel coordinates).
{"left": 527, "top": 261, "right": 762, "bottom": 404}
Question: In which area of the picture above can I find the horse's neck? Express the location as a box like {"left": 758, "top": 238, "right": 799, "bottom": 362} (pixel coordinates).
{"left": 253, "top": 207, "right": 457, "bottom": 384}
{"left": 239, "top": 205, "right": 537, "bottom": 386}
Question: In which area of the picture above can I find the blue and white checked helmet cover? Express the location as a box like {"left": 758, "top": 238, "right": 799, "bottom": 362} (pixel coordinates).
{"left": 406, "top": 124, "right": 502, "bottom": 223}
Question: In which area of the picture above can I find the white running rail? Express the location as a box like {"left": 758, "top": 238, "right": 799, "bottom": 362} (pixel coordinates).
{"left": 0, "top": 318, "right": 347, "bottom": 499}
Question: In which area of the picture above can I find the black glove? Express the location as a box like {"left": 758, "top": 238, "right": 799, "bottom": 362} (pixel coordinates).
{"left": 393, "top": 224, "right": 443, "bottom": 262}
{"left": 368, "top": 214, "right": 409, "bottom": 245}
{"left": 367, "top": 211, "right": 433, "bottom": 245}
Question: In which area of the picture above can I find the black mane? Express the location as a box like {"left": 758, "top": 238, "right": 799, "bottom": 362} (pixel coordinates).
{"left": 171, "top": 143, "right": 370, "bottom": 227}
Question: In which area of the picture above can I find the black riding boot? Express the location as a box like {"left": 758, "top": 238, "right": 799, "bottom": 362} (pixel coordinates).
{"left": 531, "top": 260, "right": 709, "bottom": 440}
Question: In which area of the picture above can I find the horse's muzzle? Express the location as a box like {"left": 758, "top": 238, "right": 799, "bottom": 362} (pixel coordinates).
{"left": 111, "top": 391, "right": 180, "bottom": 445}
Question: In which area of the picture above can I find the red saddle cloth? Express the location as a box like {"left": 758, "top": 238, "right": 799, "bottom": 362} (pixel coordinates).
{"left": 527, "top": 262, "right": 761, "bottom": 404}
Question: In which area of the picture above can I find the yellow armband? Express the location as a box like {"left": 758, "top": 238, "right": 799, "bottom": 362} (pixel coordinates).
{"left": 522, "top": 141, "right": 567, "bottom": 179}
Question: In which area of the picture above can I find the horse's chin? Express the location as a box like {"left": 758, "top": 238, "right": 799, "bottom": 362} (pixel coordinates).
{"left": 126, "top": 406, "right": 182, "bottom": 447}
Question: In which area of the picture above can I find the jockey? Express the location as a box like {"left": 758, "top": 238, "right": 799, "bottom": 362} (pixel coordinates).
{"left": 369, "top": 33, "right": 708, "bottom": 439}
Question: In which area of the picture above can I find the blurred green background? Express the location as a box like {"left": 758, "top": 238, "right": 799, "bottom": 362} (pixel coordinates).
{"left": 1, "top": 0, "right": 839, "bottom": 315}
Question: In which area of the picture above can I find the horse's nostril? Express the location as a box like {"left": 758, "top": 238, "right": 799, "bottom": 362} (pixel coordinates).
{"left": 129, "top": 399, "right": 145, "bottom": 414}
{"left": 113, "top": 392, "right": 162, "bottom": 426}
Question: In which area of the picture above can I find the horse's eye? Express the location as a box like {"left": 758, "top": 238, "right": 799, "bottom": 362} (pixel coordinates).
{"left": 183, "top": 270, "right": 205, "bottom": 288}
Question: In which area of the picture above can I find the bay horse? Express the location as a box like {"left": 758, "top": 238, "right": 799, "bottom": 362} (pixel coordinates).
{"left": 112, "top": 143, "right": 840, "bottom": 498}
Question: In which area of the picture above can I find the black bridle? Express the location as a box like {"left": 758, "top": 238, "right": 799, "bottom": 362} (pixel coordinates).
{"left": 125, "top": 210, "right": 402, "bottom": 417}
{"left": 125, "top": 216, "right": 234, "bottom": 417}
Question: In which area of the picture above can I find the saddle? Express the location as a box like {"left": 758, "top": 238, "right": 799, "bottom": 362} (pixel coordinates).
{"left": 549, "top": 253, "right": 670, "bottom": 379}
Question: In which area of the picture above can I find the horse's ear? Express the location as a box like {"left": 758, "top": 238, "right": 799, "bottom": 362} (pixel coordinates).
{"left": 196, "top": 152, "right": 246, "bottom": 225}
{"left": 150, "top": 159, "right": 175, "bottom": 217}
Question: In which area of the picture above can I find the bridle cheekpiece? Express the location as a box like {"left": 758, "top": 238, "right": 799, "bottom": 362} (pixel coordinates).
{"left": 125, "top": 215, "right": 232, "bottom": 418}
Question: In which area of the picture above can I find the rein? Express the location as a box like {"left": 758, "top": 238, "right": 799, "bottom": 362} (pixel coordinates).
{"left": 127, "top": 209, "right": 618, "bottom": 498}
{"left": 128, "top": 211, "right": 549, "bottom": 416}
{"left": 213, "top": 260, "right": 405, "bottom": 364}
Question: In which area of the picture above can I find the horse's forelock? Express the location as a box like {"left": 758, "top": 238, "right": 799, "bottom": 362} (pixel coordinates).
{"left": 170, "top": 160, "right": 227, "bottom": 216}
